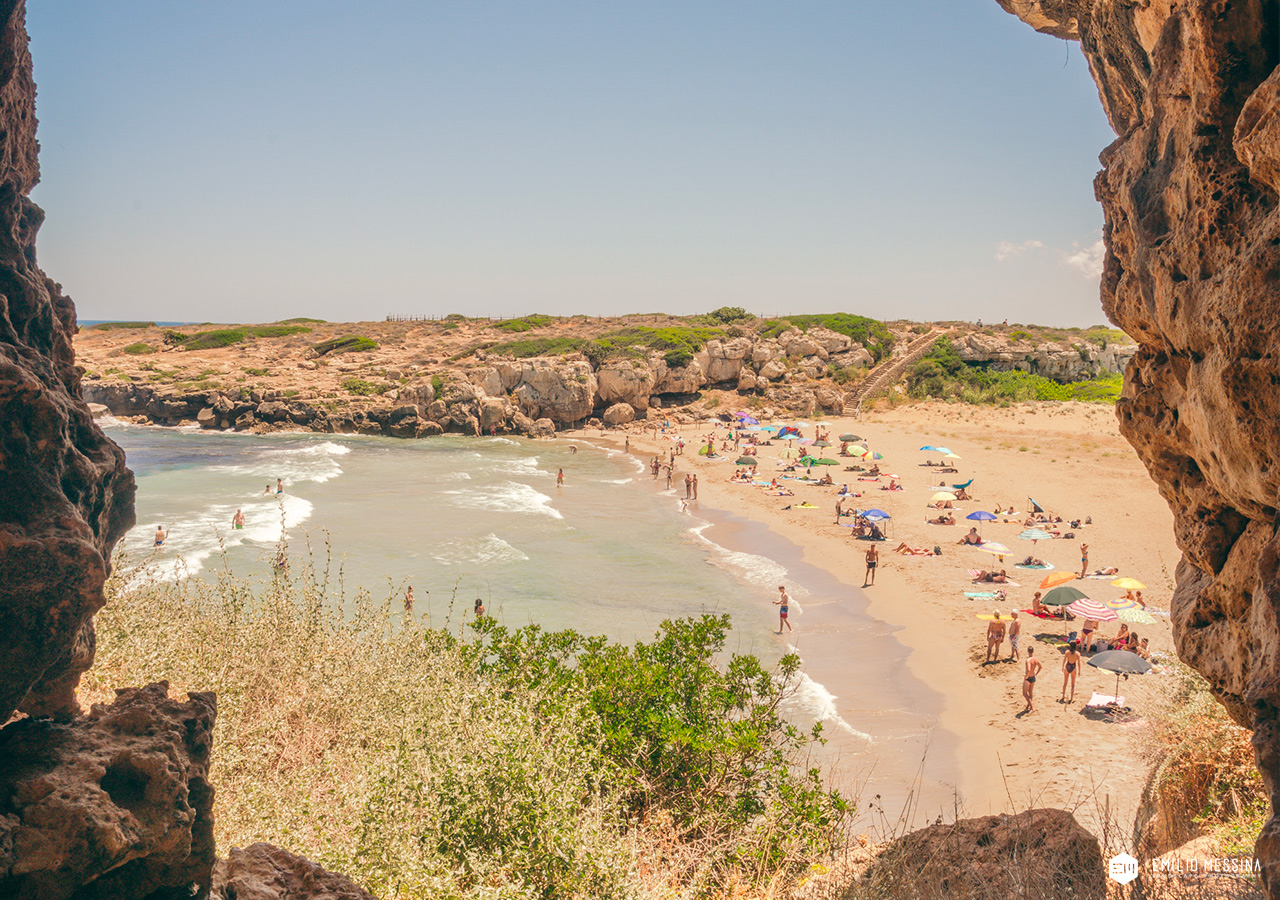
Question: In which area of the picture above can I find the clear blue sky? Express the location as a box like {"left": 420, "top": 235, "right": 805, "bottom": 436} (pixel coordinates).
{"left": 26, "top": 2, "right": 1115, "bottom": 326}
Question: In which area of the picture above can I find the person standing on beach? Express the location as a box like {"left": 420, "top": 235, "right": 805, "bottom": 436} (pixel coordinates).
{"left": 692, "top": 474, "right": 699, "bottom": 500}
{"left": 1022, "top": 648, "right": 1042, "bottom": 713}
{"left": 1007, "top": 611, "right": 1022, "bottom": 661}
{"left": 835, "top": 496, "right": 844, "bottom": 524}
{"left": 864, "top": 543, "right": 879, "bottom": 585}
{"left": 685, "top": 474, "right": 692, "bottom": 499}
{"left": 1061, "top": 641, "right": 1082, "bottom": 704}
{"left": 1079, "top": 542, "right": 1089, "bottom": 578}
{"left": 625, "top": 435, "right": 630, "bottom": 452}
{"left": 774, "top": 585, "right": 793, "bottom": 633}
{"left": 985, "top": 612, "right": 1005, "bottom": 661}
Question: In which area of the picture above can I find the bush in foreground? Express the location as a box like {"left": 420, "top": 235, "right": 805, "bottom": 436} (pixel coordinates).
{"left": 85, "top": 550, "right": 849, "bottom": 899}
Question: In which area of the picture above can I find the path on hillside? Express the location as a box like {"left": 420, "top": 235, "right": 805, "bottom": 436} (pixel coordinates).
{"left": 843, "top": 328, "right": 948, "bottom": 417}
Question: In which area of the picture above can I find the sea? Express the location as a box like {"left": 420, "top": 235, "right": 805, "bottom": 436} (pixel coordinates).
{"left": 105, "top": 421, "right": 961, "bottom": 827}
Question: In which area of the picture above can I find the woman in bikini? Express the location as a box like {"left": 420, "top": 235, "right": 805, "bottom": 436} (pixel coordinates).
{"left": 1080, "top": 617, "right": 1098, "bottom": 652}
{"left": 1022, "top": 647, "right": 1042, "bottom": 713}
{"left": 1061, "top": 641, "right": 1082, "bottom": 704}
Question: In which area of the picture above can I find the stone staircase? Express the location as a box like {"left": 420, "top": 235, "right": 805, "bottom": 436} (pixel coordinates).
{"left": 843, "top": 328, "right": 948, "bottom": 417}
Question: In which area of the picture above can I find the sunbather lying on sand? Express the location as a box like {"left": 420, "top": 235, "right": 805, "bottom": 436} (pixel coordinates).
{"left": 1020, "top": 555, "right": 1046, "bottom": 567}
{"left": 1091, "top": 566, "right": 1120, "bottom": 576}
{"left": 894, "top": 542, "right": 937, "bottom": 556}
{"left": 928, "top": 513, "right": 956, "bottom": 525}
{"left": 974, "top": 569, "right": 1010, "bottom": 584}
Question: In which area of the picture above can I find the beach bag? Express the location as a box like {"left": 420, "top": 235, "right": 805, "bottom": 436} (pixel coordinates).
{"left": 933, "top": 546, "right": 942, "bottom": 556}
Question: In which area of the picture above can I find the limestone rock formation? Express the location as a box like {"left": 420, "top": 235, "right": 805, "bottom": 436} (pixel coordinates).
{"left": 865, "top": 808, "right": 1104, "bottom": 899}
{"left": 998, "top": 0, "right": 1280, "bottom": 891}
{"left": 508, "top": 359, "right": 596, "bottom": 424}
{"left": 596, "top": 359, "right": 654, "bottom": 411}
{"left": 601, "top": 402, "right": 636, "bottom": 425}
{"left": 212, "top": 843, "right": 377, "bottom": 900}
{"left": 0, "top": 0, "right": 135, "bottom": 723}
{"left": 0, "top": 682, "right": 216, "bottom": 900}
{"left": 951, "top": 332, "right": 1136, "bottom": 381}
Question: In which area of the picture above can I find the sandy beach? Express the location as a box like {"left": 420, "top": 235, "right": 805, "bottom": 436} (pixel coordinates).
{"left": 581, "top": 400, "right": 1180, "bottom": 838}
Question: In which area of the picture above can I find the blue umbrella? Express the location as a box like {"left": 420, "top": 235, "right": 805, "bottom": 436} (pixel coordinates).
{"left": 919, "top": 446, "right": 942, "bottom": 452}
{"left": 736, "top": 414, "right": 759, "bottom": 425}
{"left": 966, "top": 511, "right": 997, "bottom": 521}
{"left": 862, "top": 509, "right": 891, "bottom": 520}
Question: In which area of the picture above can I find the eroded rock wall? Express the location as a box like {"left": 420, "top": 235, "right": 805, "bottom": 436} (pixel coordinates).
{"left": 998, "top": 0, "right": 1280, "bottom": 891}
{"left": 0, "top": 0, "right": 135, "bottom": 723}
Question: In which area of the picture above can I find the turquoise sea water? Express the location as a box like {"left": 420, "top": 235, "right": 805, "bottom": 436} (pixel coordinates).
{"left": 106, "top": 422, "right": 958, "bottom": 824}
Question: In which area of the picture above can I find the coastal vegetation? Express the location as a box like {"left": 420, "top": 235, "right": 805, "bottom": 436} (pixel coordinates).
{"left": 488, "top": 325, "right": 725, "bottom": 369}
{"left": 340, "top": 377, "right": 389, "bottom": 396}
{"left": 122, "top": 342, "right": 157, "bottom": 355}
{"left": 492, "top": 314, "right": 556, "bottom": 333}
{"left": 85, "top": 552, "right": 850, "bottom": 899}
{"left": 758, "top": 314, "right": 895, "bottom": 363}
{"left": 907, "top": 337, "right": 1124, "bottom": 404}
{"left": 311, "top": 335, "right": 379, "bottom": 356}
{"left": 91, "top": 320, "right": 156, "bottom": 330}
{"left": 161, "top": 324, "right": 315, "bottom": 351}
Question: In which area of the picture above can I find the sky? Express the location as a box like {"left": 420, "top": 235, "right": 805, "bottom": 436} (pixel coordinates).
{"left": 26, "top": 2, "right": 1117, "bottom": 327}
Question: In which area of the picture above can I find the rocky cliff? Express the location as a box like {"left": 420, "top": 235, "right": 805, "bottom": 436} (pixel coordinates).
{"left": 998, "top": 0, "right": 1280, "bottom": 892}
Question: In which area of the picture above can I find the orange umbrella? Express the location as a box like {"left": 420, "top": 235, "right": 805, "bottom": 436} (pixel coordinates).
{"left": 1040, "top": 571, "right": 1077, "bottom": 590}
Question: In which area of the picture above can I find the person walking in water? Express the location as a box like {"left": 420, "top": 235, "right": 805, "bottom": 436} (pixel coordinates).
{"left": 557, "top": 468, "right": 564, "bottom": 487}
{"left": 692, "top": 474, "right": 699, "bottom": 500}
{"left": 154, "top": 525, "right": 167, "bottom": 547}
{"left": 276, "top": 477, "right": 284, "bottom": 495}
{"left": 684, "top": 474, "right": 692, "bottom": 499}
{"left": 404, "top": 586, "right": 414, "bottom": 615}
{"left": 864, "top": 543, "right": 879, "bottom": 585}
{"left": 474, "top": 597, "right": 486, "bottom": 618}
{"left": 774, "top": 585, "right": 793, "bottom": 633}
{"left": 625, "top": 435, "right": 630, "bottom": 452}
{"left": 232, "top": 510, "right": 245, "bottom": 530}
{"left": 1022, "top": 647, "right": 1042, "bottom": 713}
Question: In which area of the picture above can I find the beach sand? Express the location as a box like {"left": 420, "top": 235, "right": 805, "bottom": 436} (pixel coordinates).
{"left": 579, "top": 400, "right": 1180, "bottom": 838}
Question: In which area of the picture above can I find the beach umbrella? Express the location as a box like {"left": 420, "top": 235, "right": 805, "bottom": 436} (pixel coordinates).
{"left": 944, "top": 453, "right": 962, "bottom": 460}
{"left": 929, "top": 491, "right": 957, "bottom": 503}
{"left": 1041, "top": 585, "right": 1088, "bottom": 606}
{"left": 840, "top": 433, "right": 862, "bottom": 442}
{"left": 935, "top": 447, "right": 954, "bottom": 455}
{"left": 1111, "top": 577, "right": 1146, "bottom": 590}
{"left": 862, "top": 509, "right": 891, "bottom": 520}
{"left": 814, "top": 458, "right": 839, "bottom": 465}
{"left": 778, "top": 448, "right": 801, "bottom": 459}
{"left": 1019, "top": 528, "right": 1053, "bottom": 546}
{"left": 1067, "top": 598, "right": 1118, "bottom": 621}
{"left": 735, "top": 456, "right": 757, "bottom": 466}
{"left": 799, "top": 456, "right": 819, "bottom": 466}
{"left": 861, "top": 450, "right": 884, "bottom": 460}
{"left": 812, "top": 439, "right": 832, "bottom": 448}
{"left": 1103, "top": 596, "right": 1136, "bottom": 611}
{"left": 1117, "top": 607, "right": 1156, "bottom": 625}
{"left": 796, "top": 422, "right": 812, "bottom": 427}
{"left": 1087, "top": 649, "right": 1153, "bottom": 699}
{"left": 919, "top": 446, "right": 941, "bottom": 452}
{"left": 735, "top": 414, "right": 759, "bottom": 425}
{"left": 967, "top": 511, "right": 997, "bottom": 521}
{"left": 977, "top": 542, "right": 1011, "bottom": 555}
{"left": 1040, "top": 571, "right": 1078, "bottom": 590}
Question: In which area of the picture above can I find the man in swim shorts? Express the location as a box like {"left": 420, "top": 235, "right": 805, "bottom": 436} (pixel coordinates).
{"left": 232, "top": 509, "right": 245, "bottom": 530}
{"left": 1022, "top": 647, "right": 1042, "bottom": 713}
{"left": 774, "top": 585, "right": 792, "bottom": 633}
{"left": 154, "top": 525, "right": 167, "bottom": 547}
{"left": 1007, "top": 611, "right": 1022, "bottom": 662}
{"left": 864, "top": 544, "right": 879, "bottom": 586}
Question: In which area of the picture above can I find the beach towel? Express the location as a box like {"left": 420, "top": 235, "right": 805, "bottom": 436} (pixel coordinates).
{"left": 1085, "top": 573, "right": 1118, "bottom": 580}
{"left": 794, "top": 503, "right": 819, "bottom": 509}
{"left": 964, "top": 591, "right": 1003, "bottom": 599}
{"left": 1085, "top": 692, "right": 1126, "bottom": 709}
{"left": 1020, "top": 608, "right": 1061, "bottom": 619}
{"left": 1014, "top": 563, "right": 1054, "bottom": 570}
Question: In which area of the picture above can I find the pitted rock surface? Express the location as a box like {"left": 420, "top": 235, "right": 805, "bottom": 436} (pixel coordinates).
{"left": 998, "top": 0, "right": 1280, "bottom": 892}
{"left": 0, "top": 682, "right": 216, "bottom": 900}
{"left": 212, "top": 843, "right": 378, "bottom": 900}
{"left": 0, "top": 0, "right": 135, "bottom": 722}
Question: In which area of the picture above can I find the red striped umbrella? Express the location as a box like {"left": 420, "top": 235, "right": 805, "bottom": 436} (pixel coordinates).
{"left": 1067, "top": 598, "right": 1118, "bottom": 621}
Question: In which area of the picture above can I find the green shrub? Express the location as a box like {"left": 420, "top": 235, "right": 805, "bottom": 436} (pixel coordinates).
{"left": 162, "top": 329, "right": 189, "bottom": 346}
{"left": 490, "top": 337, "right": 590, "bottom": 359}
{"left": 122, "top": 342, "right": 156, "bottom": 355}
{"left": 430, "top": 374, "right": 443, "bottom": 395}
{"left": 243, "top": 367, "right": 268, "bottom": 376}
{"left": 247, "top": 324, "right": 312, "bottom": 339}
{"left": 86, "top": 555, "right": 850, "bottom": 899}
{"left": 341, "top": 378, "right": 383, "bottom": 396}
{"left": 492, "top": 314, "right": 555, "bottom": 333}
{"left": 757, "top": 314, "right": 894, "bottom": 362}
{"left": 1009, "top": 330, "right": 1032, "bottom": 342}
{"left": 182, "top": 329, "right": 248, "bottom": 350}
{"left": 312, "top": 335, "right": 379, "bottom": 356}
{"left": 279, "top": 317, "right": 327, "bottom": 324}
{"left": 663, "top": 347, "right": 694, "bottom": 368}
{"left": 707, "top": 306, "right": 752, "bottom": 324}
{"left": 91, "top": 321, "right": 156, "bottom": 330}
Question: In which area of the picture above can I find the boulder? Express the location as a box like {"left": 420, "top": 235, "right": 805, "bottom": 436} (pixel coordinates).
{"left": 596, "top": 359, "right": 655, "bottom": 410}
{"left": 386, "top": 416, "right": 423, "bottom": 438}
{"left": 533, "top": 417, "right": 556, "bottom": 437}
{"left": 813, "top": 386, "right": 845, "bottom": 414}
{"left": 653, "top": 356, "right": 705, "bottom": 394}
{"left": 750, "top": 341, "right": 780, "bottom": 365}
{"left": 807, "top": 326, "right": 852, "bottom": 354}
{"left": 234, "top": 411, "right": 257, "bottom": 431}
{"left": 737, "top": 370, "right": 759, "bottom": 391}
{"left": 831, "top": 347, "right": 874, "bottom": 370}
{"left": 256, "top": 400, "right": 289, "bottom": 423}
{"left": 757, "top": 359, "right": 786, "bottom": 381}
{"left": 427, "top": 399, "right": 447, "bottom": 421}
{"left": 286, "top": 403, "right": 319, "bottom": 425}
{"left": 478, "top": 397, "right": 510, "bottom": 432}
{"left": 396, "top": 379, "right": 435, "bottom": 407}
{"left": 602, "top": 402, "right": 636, "bottom": 425}
{"left": 196, "top": 407, "right": 219, "bottom": 429}
{"left": 212, "top": 843, "right": 376, "bottom": 900}
{"left": 0, "top": 683, "right": 216, "bottom": 900}
{"left": 703, "top": 338, "right": 750, "bottom": 383}
{"left": 865, "top": 808, "right": 1104, "bottom": 899}
{"left": 507, "top": 359, "right": 596, "bottom": 424}
{"left": 415, "top": 420, "right": 444, "bottom": 437}
{"left": 468, "top": 366, "right": 504, "bottom": 397}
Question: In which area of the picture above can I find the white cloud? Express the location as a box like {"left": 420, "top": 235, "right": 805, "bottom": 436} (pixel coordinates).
{"left": 1064, "top": 239, "right": 1105, "bottom": 278}
{"left": 994, "top": 239, "right": 1044, "bottom": 261}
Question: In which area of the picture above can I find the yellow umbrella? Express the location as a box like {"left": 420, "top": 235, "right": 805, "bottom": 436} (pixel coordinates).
{"left": 944, "top": 453, "right": 962, "bottom": 460}
{"left": 778, "top": 448, "right": 801, "bottom": 459}
{"left": 929, "top": 491, "right": 957, "bottom": 503}
{"left": 1111, "top": 577, "right": 1146, "bottom": 590}
{"left": 1118, "top": 607, "right": 1156, "bottom": 625}
{"left": 1040, "top": 571, "right": 1077, "bottom": 590}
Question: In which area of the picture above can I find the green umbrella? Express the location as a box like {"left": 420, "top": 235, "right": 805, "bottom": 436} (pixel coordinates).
{"left": 839, "top": 433, "right": 861, "bottom": 442}
{"left": 1042, "top": 585, "right": 1089, "bottom": 606}
{"left": 812, "top": 439, "right": 832, "bottom": 448}
{"left": 799, "top": 456, "right": 819, "bottom": 466}
{"left": 735, "top": 456, "right": 757, "bottom": 465}
{"left": 814, "top": 458, "right": 839, "bottom": 465}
